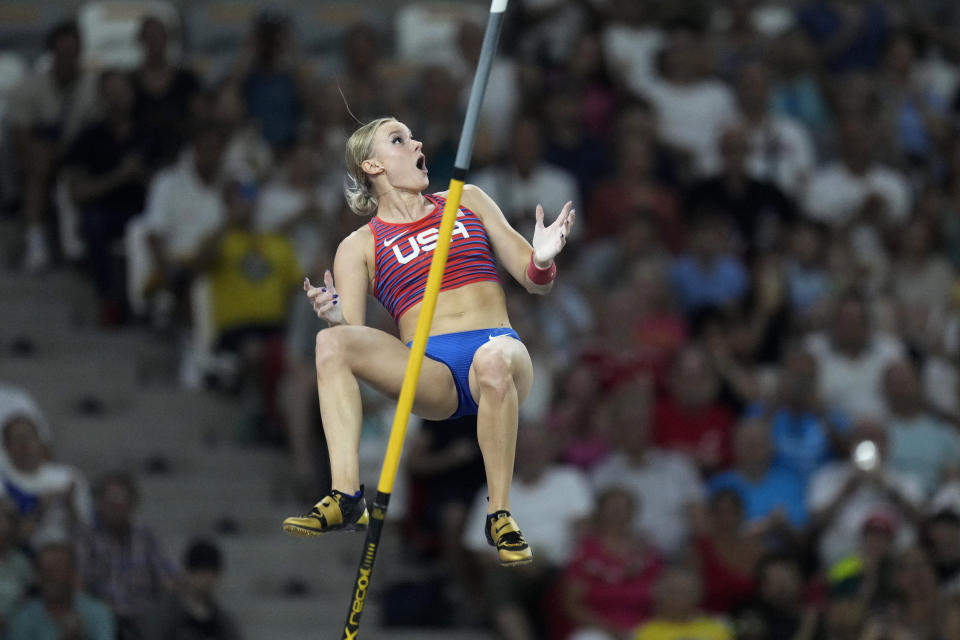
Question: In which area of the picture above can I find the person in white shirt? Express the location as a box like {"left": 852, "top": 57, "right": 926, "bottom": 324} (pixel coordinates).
{"left": 0, "top": 414, "right": 92, "bottom": 546}
{"left": 590, "top": 399, "right": 704, "bottom": 559}
{"left": 463, "top": 427, "right": 593, "bottom": 639}
{"left": 804, "top": 117, "right": 911, "bottom": 227}
{"left": 632, "top": 26, "right": 740, "bottom": 177}
{"left": 601, "top": 0, "right": 665, "bottom": 98}
{"left": 143, "top": 125, "right": 227, "bottom": 297}
{"left": 882, "top": 360, "right": 960, "bottom": 495}
{"left": 803, "top": 117, "right": 911, "bottom": 292}
{"left": 470, "top": 117, "right": 580, "bottom": 230}
{"left": 807, "top": 420, "right": 924, "bottom": 567}
{"left": 737, "top": 60, "right": 815, "bottom": 198}
{"left": 805, "top": 293, "right": 905, "bottom": 421}
{"left": 6, "top": 21, "right": 98, "bottom": 271}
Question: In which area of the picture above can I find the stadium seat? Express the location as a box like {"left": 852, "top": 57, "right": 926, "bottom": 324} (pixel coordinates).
{"left": 0, "top": 2, "right": 55, "bottom": 59}
{"left": 78, "top": 0, "right": 180, "bottom": 69}
{"left": 184, "top": 1, "right": 255, "bottom": 56}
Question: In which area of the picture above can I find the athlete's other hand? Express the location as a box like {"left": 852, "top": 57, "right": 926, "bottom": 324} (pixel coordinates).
{"left": 305, "top": 270, "right": 344, "bottom": 325}
{"left": 532, "top": 201, "right": 575, "bottom": 267}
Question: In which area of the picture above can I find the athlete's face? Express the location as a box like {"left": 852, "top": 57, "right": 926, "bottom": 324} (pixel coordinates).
{"left": 364, "top": 121, "right": 429, "bottom": 194}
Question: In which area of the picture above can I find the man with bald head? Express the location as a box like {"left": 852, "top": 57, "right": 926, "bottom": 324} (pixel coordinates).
{"left": 707, "top": 417, "right": 808, "bottom": 532}
{"left": 883, "top": 360, "right": 960, "bottom": 494}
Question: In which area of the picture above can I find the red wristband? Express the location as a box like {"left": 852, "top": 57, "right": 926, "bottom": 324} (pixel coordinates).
{"left": 527, "top": 254, "right": 557, "bottom": 285}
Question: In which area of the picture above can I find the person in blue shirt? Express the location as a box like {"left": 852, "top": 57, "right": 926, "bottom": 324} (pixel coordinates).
{"left": 745, "top": 346, "right": 850, "bottom": 487}
{"left": 671, "top": 213, "right": 749, "bottom": 315}
{"left": 708, "top": 417, "right": 808, "bottom": 537}
{"left": 7, "top": 542, "right": 114, "bottom": 640}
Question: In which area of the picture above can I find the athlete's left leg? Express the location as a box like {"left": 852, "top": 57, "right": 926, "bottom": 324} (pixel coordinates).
{"left": 468, "top": 336, "right": 534, "bottom": 565}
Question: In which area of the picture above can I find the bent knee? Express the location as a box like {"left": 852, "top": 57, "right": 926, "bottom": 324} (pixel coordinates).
{"left": 473, "top": 346, "right": 515, "bottom": 399}
{"left": 315, "top": 327, "right": 349, "bottom": 368}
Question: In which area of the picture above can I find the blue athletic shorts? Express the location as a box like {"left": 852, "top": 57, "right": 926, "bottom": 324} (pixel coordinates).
{"left": 408, "top": 328, "right": 521, "bottom": 419}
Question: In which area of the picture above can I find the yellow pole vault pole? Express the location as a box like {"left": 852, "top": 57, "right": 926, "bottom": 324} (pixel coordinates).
{"left": 340, "top": 1, "right": 510, "bottom": 638}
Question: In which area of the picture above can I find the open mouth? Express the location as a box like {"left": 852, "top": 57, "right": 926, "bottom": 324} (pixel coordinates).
{"left": 416, "top": 155, "right": 427, "bottom": 172}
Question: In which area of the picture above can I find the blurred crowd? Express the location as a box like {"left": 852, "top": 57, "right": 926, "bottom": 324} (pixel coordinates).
{"left": 4, "top": 0, "right": 960, "bottom": 639}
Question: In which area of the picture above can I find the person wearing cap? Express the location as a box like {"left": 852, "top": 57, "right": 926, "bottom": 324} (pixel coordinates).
{"left": 827, "top": 509, "right": 899, "bottom": 608}
{"left": 145, "top": 539, "right": 240, "bottom": 640}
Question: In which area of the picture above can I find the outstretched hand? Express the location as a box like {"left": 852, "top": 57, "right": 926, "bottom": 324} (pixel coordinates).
{"left": 305, "top": 270, "right": 344, "bottom": 325}
{"left": 532, "top": 201, "right": 575, "bottom": 267}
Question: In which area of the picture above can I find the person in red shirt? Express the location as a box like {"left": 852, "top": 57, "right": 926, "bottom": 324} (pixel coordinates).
{"left": 653, "top": 345, "right": 735, "bottom": 473}
{"left": 560, "top": 487, "right": 664, "bottom": 639}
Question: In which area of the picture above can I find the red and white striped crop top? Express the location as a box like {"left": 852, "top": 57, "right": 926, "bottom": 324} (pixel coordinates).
{"left": 368, "top": 193, "right": 501, "bottom": 322}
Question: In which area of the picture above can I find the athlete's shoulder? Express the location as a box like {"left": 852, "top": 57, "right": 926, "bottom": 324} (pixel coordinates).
{"left": 340, "top": 224, "right": 374, "bottom": 252}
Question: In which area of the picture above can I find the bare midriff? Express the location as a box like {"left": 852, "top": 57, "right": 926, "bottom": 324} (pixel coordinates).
{"left": 395, "top": 281, "right": 511, "bottom": 344}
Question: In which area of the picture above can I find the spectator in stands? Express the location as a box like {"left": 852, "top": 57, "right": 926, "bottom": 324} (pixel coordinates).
{"left": 234, "top": 10, "right": 308, "bottom": 152}
{"left": 7, "top": 542, "right": 114, "bottom": 640}
{"left": 686, "top": 124, "right": 796, "bottom": 257}
{"left": 887, "top": 546, "right": 941, "bottom": 638}
{"left": 7, "top": 20, "right": 98, "bottom": 271}
{"left": 632, "top": 565, "right": 733, "bottom": 640}
{"left": 540, "top": 86, "right": 611, "bottom": 205}
{"left": 142, "top": 123, "right": 227, "bottom": 307}
{"left": 783, "top": 219, "right": 831, "bottom": 322}
{"left": 877, "top": 31, "right": 948, "bottom": 169}
{"left": 890, "top": 217, "right": 956, "bottom": 321}
{"left": 145, "top": 539, "right": 240, "bottom": 640}
{"left": 807, "top": 420, "right": 924, "bottom": 566}
{"left": 736, "top": 60, "right": 815, "bottom": 199}
{"left": 561, "top": 487, "right": 664, "bottom": 640}
{"left": 632, "top": 24, "right": 740, "bottom": 178}
{"left": 451, "top": 20, "right": 519, "bottom": 162}
{"left": 593, "top": 386, "right": 705, "bottom": 559}
{"left": 62, "top": 70, "right": 149, "bottom": 325}
{"left": 883, "top": 360, "right": 960, "bottom": 495}
{"left": 196, "top": 180, "right": 301, "bottom": 438}
{"left": 599, "top": 0, "right": 665, "bottom": 100}
{"left": 585, "top": 133, "right": 680, "bottom": 245}
{"left": 0, "top": 385, "right": 50, "bottom": 439}
{"left": 130, "top": 15, "right": 201, "bottom": 170}
{"left": 407, "top": 65, "right": 462, "bottom": 192}
{"left": 405, "top": 414, "right": 485, "bottom": 568}
{"left": 463, "top": 427, "right": 593, "bottom": 640}
{"left": 803, "top": 117, "right": 911, "bottom": 291}
{"left": 796, "top": 0, "right": 890, "bottom": 75}
{"left": 826, "top": 510, "right": 899, "bottom": 610}
{"left": 804, "top": 293, "right": 905, "bottom": 420}
{"left": 708, "top": 417, "right": 808, "bottom": 537}
{"left": 77, "top": 472, "right": 179, "bottom": 639}
{"left": 653, "top": 344, "right": 736, "bottom": 473}
{"left": 254, "top": 140, "right": 326, "bottom": 270}
{"left": 804, "top": 116, "right": 911, "bottom": 228}
{"left": 470, "top": 116, "right": 580, "bottom": 229}
{"left": 0, "top": 500, "right": 33, "bottom": 631}
{"left": 210, "top": 81, "right": 273, "bottom": 188}
{"left": 336, "top": 23, "right": 402, "bottom": 123}
{"left": 767, "top": 29, "right": 832, "bottom": 143}
{"left": 924, "top": 509, "right": 960, "bottom": 591}
{"left": 670, "top": 214, "right": 749, "bottom": 315}
{"left": 0, "top": 414, "right": 92, "bottom": 544}
{"left": 709, "top": 0, "right": 770, "bottom": 81}
{"left": 745, "top": 346, "right": 849, "bottom": 487}
{"left": 733, "top": 553, "right": 813, "bottom": 640}
{"left": 693, "top": 489, "right": 762, "bottom": 614}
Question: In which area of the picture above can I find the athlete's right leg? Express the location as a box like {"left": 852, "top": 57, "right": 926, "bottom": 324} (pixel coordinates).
{"left": 284, "top": 324, "right": 457, "bottom": 536}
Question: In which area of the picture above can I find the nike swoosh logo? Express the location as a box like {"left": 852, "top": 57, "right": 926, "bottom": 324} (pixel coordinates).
{"left": 495, "top": 523, "right": 511, "bottom": 533}
{"left": 383, "top": 233, "right": 405, "bottom": 247}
